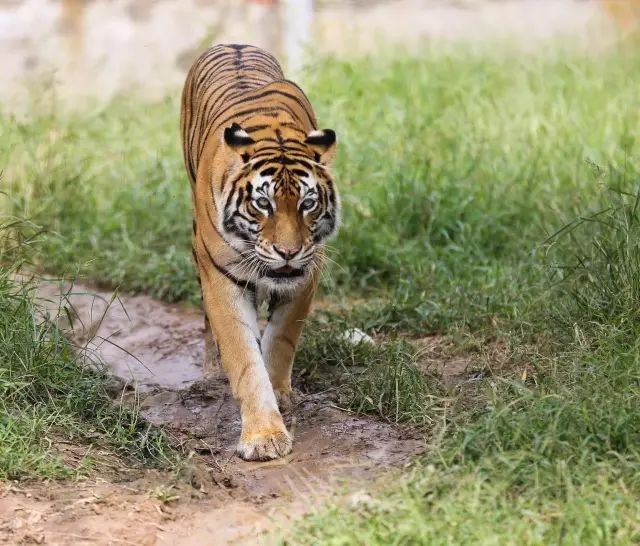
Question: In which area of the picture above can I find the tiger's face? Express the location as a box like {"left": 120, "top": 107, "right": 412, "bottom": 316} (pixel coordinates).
{"left": 220, "top": 123, "right": 339, "bottom": 290}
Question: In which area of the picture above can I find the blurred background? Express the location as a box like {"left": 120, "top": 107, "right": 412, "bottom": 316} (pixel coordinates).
{"left": 1, "top": 0, "right": 639, "bottom": 106}
{"left": 3, "top": 2, "right": 640, "bottom": 533}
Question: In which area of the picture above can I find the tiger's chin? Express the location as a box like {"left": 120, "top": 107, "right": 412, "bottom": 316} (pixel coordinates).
{"left": 261, "top": 265, "right": 310, "bottom": 292}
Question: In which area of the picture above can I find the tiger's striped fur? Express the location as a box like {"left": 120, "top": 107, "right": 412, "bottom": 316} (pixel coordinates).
{"left": 180, "top": 44, "right": 339, "bottom": 461}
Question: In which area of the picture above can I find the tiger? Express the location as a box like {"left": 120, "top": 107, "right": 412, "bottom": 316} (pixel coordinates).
{"left": 180, "top": 44, "right": 339, "bottom": 461}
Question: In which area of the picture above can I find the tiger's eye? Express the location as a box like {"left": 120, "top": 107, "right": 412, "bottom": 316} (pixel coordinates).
{"left": 300, "top": 198, "right": 316, "bottom": 211}
{"left": 255, "top": 197, "right": 271, "bottom": 210}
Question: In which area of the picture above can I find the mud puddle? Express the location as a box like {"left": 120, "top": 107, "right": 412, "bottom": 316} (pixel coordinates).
{"left": 0, "top": 280, "right": 423, "bottom": 545}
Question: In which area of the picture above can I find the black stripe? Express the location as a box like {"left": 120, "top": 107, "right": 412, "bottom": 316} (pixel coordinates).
{"left": 189, "top": 50, "right": 238, "bottom": 126}
{"left": 267, "top": 292, "right": 289, "bottom": 321}
{"left": 233, "top": 210, "right": 257, "bottom": 224}
{"left": 244, "top": 124, "right": 271, "bottom": 133}
{"left": 198, "top": 106, "right": 276, "bottom": 159}
{"left": 223, "top": 170, "right": 248, "bottom": 214}
{"left": 205, "top": 244, "right": 257, "bottom": 293}
{"left": 260, "top": 166, "right": 278, "bottom": 176}
{"left": 205, "top": 202, "right": 234, "bottom": 244}
{"left": 208, "top": 88, "right": 314, "bottom": 140}
{"left": 235, "top": 187, "right": 245, "bottom": 209}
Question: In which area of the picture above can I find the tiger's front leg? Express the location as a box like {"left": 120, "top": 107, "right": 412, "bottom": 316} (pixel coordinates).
{"left": 200, "top": 269, "right": 291, "bottom": 461}
{"left": 262, "top": 277, "right": 317, "bottom": 411}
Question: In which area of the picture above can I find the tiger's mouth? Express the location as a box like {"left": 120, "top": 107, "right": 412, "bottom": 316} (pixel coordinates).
{"left": 265, "top": 265, "right": 305, "bottom": 280}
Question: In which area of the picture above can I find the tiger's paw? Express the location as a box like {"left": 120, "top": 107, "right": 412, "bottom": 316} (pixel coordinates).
{"left": 236, "top": 427, "right": 292, "bottom": 461}
{"left": 274, "top": 388, "right": 298, "bottom": 414}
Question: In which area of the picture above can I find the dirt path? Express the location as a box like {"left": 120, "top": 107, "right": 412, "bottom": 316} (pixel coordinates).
{"left": 0, "top": 281, "right": 423, "bottom": 545}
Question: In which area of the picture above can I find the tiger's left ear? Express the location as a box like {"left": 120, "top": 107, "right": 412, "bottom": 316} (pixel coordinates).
{"left": 224, "top": 123, "right": 255, "bottom": 154}
{"left": 305, "top": 129, "right": 336, "bottom": 164}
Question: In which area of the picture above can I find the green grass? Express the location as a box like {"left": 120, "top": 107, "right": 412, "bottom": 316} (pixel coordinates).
{"left": 292, "top": 464, "right": 640, "bottom": 545}
{"left": 3, "top": 42, "right": 640, "bottom": 540}
{"left": 295, "top": 322, "right": 443, "bottom": 428}
{"left": 1, "top": 98, "right": 196, "bottom": 302}
{"left": 0, "top": 224, "right": 173, "bottom": 479}
{"left": 4, "top": 47, "right": 639, "bottom": 319}
{"left": 289, "top": 187, "right": 640, "bottom": 544}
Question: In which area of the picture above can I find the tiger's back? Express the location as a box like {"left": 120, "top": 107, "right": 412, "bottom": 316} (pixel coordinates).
{"left": 181, "top": 44, "right": 317, "bottom": 185}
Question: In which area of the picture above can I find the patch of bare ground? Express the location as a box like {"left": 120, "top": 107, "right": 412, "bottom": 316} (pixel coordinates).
{"left": 416, "top": 333, "right": 512, "bottom": 388}
{"left": 0, "top": 281, "right": 424, "bottom": 545}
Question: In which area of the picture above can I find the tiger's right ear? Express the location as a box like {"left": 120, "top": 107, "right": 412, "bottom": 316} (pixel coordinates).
{"left": 306, "top": 129, "right": 336, "bottom": 164}
{"left": 223, "top": 123, "right": 255, "bottom": 149}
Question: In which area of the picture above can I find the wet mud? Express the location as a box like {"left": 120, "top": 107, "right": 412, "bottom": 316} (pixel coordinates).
{"left": 1, "top": 281, "right": 423, "bottom": 545}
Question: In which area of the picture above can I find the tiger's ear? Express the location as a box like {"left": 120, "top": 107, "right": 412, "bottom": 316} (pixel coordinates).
{"left": 224, "top": 123, "right": 255, "bottom": 151}
{"left": 305, "top": 129, "right": 336, "bottom": 164}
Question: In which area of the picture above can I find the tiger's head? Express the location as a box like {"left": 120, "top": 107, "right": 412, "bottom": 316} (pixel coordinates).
{"left": 218, "top": 122, "right": 340, "bottom": 290}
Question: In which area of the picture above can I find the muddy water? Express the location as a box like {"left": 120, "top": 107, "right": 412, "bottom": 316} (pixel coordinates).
{"left": 28, "top": 280, "right": 424, "bottom": 544}
{"left": 0, "top": 0, "right": 625, "bottom": 107}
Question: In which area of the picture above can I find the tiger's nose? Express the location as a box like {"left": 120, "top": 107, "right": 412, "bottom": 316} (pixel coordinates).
{"left": 273, "top": 244, "right": 301, "bottom": 260}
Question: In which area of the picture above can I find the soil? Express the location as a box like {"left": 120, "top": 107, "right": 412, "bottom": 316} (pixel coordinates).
{"left": 0, "top": 281, "right": 425, "bottom": 545}
{"left": 415, "top": 333, "right": 511, "bottom": 388}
